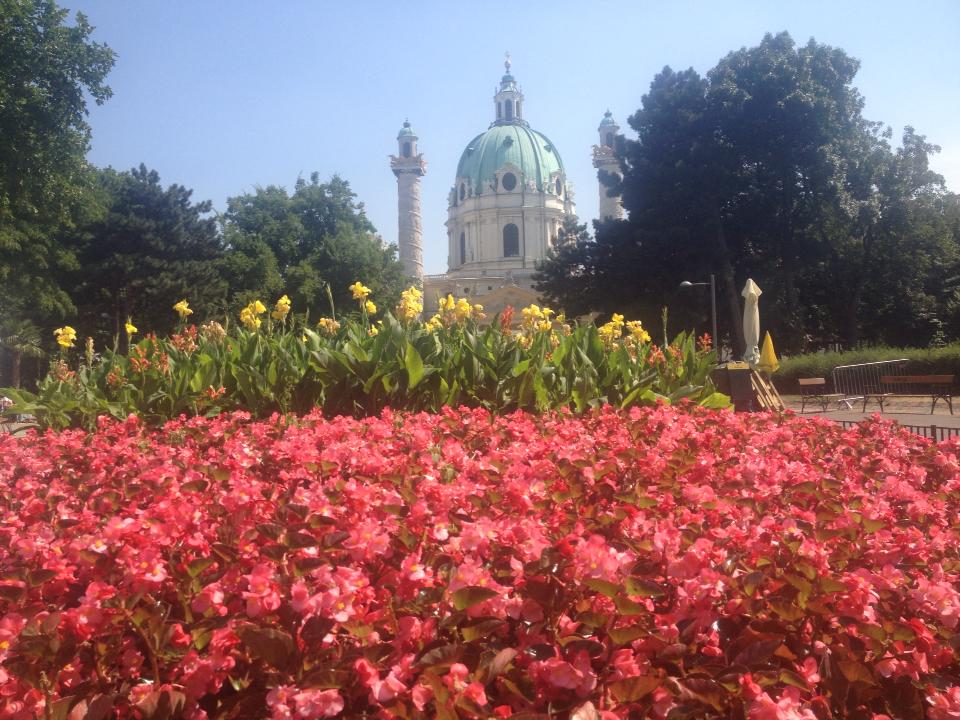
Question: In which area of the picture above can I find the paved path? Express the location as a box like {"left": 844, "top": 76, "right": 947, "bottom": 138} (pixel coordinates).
{"left": 780, "top": 394, "right": 960, "bottom": 435}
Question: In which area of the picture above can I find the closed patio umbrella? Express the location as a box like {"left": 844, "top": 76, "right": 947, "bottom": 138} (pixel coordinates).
{"left": 758, "top": 331, "right": 779, "bottom": 374}
{"left": 742, "top": 279, "right": 762, "bottom": 366}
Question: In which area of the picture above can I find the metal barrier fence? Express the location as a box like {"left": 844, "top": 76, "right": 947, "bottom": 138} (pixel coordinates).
{"left": 831, "top": 359, "right": 909, "bottom": 400}
{"left": 835, "top": 418, "right": 960, "bottom": 441}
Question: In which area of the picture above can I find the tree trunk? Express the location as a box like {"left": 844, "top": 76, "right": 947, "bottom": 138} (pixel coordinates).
{"left": 843, "top": 230, "right": 871, "bottom": 348}
{"left": 711, "top": 202, "right": 744, "bottom": 355}
{"left": 11, "top": 351, "right": 21, "bottom": 389}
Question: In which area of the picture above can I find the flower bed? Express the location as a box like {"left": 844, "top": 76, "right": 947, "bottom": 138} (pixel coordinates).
{"left": 1, "top": 406, "right": 959, "bottom": 718}
{"left": 3, "top": 290, "right": 725, "bottom": 431}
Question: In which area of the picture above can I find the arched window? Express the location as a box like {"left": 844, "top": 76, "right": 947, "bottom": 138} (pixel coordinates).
{"left": 605, "top": 132, "right": 614, "bottom": 147}
{"left": 459, "top": 231, "right": 466, "bottom": 266}
{"left": 501, "top": 172, "right": 517, "bottom": 191}
{"left": 505, "top": 100, "right": 514, "bottom": 120}
{"left": 402, "top": 141, "right": 411, "bottom": 158}
{"left": 459, "top": 183, "right": 466, "bottom": 201}
{"left": 503, "top": 223, "right": 519, "bottom": 257}
{"left": 555, "top": 178, "right": 563, "bottom": 196}
{"left": 497, "top": 102, "right": 502, "bottom": 119}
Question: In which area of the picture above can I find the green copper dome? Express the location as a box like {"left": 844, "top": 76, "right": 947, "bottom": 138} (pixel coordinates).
{"left": 397, "top": 120, "right": 416, "bottom": 138}
{"left": 455, "top": 124, "right": 564, "bottom": 194}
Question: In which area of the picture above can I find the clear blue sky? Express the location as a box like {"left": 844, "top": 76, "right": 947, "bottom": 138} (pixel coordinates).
{"left": 70, "top": 0, "right": 960, "bottom": 275}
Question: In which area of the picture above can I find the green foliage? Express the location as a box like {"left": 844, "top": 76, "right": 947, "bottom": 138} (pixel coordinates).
{"left": 2, "top": 308, "right": 726, "bottom": 430}
{"left": 774, "top": 342, "right": 960, "bottom": 390}
{"left": 222, "top": 173, "right": 407, "bottom": 315}
{"left": 64, "top": 165, "right": 228, "bottom": 344}
{"left": 536, "top": 31, "right": 960, "bottom": 353}
{"left": 0, "top": 0, "right": 115, "bottom": 327}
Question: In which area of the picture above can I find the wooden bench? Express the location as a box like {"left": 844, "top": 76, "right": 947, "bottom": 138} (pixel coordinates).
{"left": 872, "top": 375, "right": 955, "bottom": 414}
{"left": 798, "top": 377, "right": 859, "bottom": 412}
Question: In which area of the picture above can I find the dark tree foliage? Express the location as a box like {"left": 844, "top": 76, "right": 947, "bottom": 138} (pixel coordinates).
{"left": 0, "top": 0, "right": 114, "bottom": 384}
{"left": 64, "top": 165, "right": 227, "bottom": 345}
{"left": 222, "top": 173, "right": 406, "bottom": 317}
{"left": 0, "top": 0, "right": 114, "bottom": 312}
{"left": 536, "top": 32, "right": 959, "bottom": 351}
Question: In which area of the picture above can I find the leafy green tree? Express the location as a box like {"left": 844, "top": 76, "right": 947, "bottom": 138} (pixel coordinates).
{"left": 534, "top": 215, "right": 596, "bottom": 317}
{"left": 0, "top": 0, "right": 114, "bottom": 326}
{"left": 65, "top": 165, "right": 227, "bottom": 344}
{"left": 223, "top": 173, "right": 406, "bottom": 317}
{"left": 538, "top": 32, "right": 958, "bottom": 351}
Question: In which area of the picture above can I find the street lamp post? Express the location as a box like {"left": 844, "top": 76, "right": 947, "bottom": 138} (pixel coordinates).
{"left": 679, "top": 273, "right": 718, "bottom": 353}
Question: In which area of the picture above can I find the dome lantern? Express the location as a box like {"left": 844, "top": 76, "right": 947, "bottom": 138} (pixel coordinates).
{"left": 598, "top": 110, "right": 619, "bottom": 148}
{"left": 396, "top": 119, "right": 418, "bottom": 158}
{"left": 493, "top": 52, "right": 526, "bottom": 127}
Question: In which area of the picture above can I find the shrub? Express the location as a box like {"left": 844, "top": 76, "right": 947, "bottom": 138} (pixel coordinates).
{"left": 1, "top": 293, "right": 725, "bottom": 430}
{"left": 775, "top": 342, "right": 960, "bottom": 392}
{"left": 1, "top": 406, "right": 959, "bottom": 717}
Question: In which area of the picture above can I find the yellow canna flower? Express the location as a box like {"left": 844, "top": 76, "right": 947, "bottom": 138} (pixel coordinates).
{"left": 125, "top": 318, "right": 137, "bottom": 337}
{"left": 317, "top": 317, "right": 341, "bottom": 336}
{"left": 626, "top": 320, "right": 651, "bottom": 344}
{"left": 349, "top": 282, "right": 371, "bottom": 301}
{"left": 424, "top": 314, "right": 442, "bottom": 333}
{"left": 271, "top": 294, "right": 291, "bottom": 321}
{"left": 598, "top": 313, "right": 626, "bottom": 348}
{"left": 364, "top": 300, "right": 377, "bottom": 315}
{"left": 454, "top": 298, "right": 473, "bottom": 322}
{"left": 173, "top": 300, "right": 193, "bottom": 319}
{"left": 396, "top": 286, "right": 423, "bottom": 323}
{"left": 239, "top": 307, "right": 260, "bottom": 330}
{"left": 53, "top": 326, "right": 77, "bottom": 348}
{"left": 239, "top": 300, "right": 266, "bottom": 330}
{"left": 368, "top": 325, "right": 379, "bottom": 337}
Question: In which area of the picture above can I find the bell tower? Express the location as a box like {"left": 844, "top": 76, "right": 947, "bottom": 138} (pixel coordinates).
{"left": 592, "top": 110, "right": 624, "bottom": 221}
{"left": 492, "top": 52, "right": 527, "bottom": 127}
{"left": 390, "top": 120, "right": 427, "bottom": 282}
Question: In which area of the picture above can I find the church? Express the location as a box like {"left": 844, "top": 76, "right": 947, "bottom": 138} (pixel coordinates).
{"left": 390, "top": 58, "right": 624, "bottom": 316}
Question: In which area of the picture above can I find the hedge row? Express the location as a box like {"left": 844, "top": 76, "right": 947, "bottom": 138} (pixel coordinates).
{"left": 773, "top": 343, "right": 960, "bottom": 392}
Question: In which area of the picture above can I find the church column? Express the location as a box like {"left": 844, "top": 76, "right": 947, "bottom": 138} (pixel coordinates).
{"left": 592, "top": 110, "right": 624, "bottom": 221}
{"left": 391, "top": 120, "right": 427, "bottom": 282}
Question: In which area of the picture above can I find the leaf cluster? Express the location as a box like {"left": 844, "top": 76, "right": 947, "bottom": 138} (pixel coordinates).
{"left": 2, "top": 307, "right": 724, "bottom": 431}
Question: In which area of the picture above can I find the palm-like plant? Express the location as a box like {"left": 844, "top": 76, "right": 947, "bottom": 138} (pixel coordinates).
{"left": 0, "top": 321, "right": 45, "bottom": 389}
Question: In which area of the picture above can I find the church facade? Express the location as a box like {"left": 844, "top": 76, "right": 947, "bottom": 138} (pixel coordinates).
{"left": 390, "top": 59, "right": 623, "bottom": 316}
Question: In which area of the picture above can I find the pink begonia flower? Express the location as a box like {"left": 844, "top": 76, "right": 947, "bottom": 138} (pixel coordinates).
{"left": 443, "top": 663, "right": 488, "bottom": 706}
{"left": 354, "top": 657, "right": 407, "bottom": 705}
{"left": 266, "top": 685, "right": 297, "bottom": 719}
{"left": 747, "top": 688, "right": 817, "bottom": 720}
{"left": 242, "top": 563, "right": 281, "bottom": 618}
{"left": 650, "top": 686, "right": 676, "bottom": 720}
{"left": 532, "top": 651, "right": 596, "bottom": 698}
{"left": 927, "top": 686, "right": 960, "bottom": 720}
{"left": 411, "top": 682, "right": 433, "bottom": 711}
{"left": 191, "top": 583, "right": 227, "bottom": 616}
{"left": 294, "top": 688, "right": 345, "bottom": 718}
{"left": 609, "top": 648, "right": 644, "bottom": 680}
{"left": 910, "top": 578, "right": 960, "bottom": 629}
{"left": 169, "top": 622, "right": 192, "bottom": 649}
{"left": 799, "top": 657, "right": 821, "bottom": 687}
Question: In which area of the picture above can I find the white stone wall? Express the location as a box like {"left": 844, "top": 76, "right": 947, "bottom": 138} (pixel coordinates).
{"left": 444, "top": 184, "right": 572, "bottom": 274}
